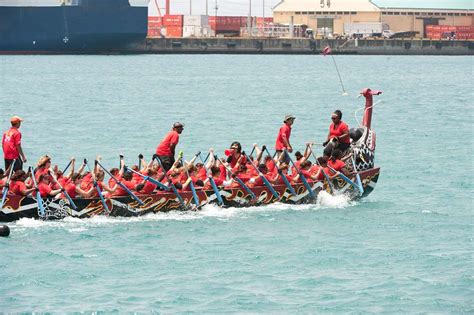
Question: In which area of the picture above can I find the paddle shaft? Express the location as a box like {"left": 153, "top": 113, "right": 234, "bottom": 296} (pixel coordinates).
{"left": 307, "top": 146, "right": 335, "bottom": 194}
{"left": 125, "top": 166, "right": 170, "bottom": 191}
{"left": 263, "top": 147, "right": 297, "bottom": 196}
{"left": 85, "top": 161, "right": 110, "bottom": 213}
{"left": 48, "top": 169, "right": 77, "bottom": 210}
{"left": 198, "top": 152, "right": 224, "bottom": 206}
{"left": 243, "top": 152, "right": 279, "bottom": 198}
{"left": 30, "top": 167, "right": 46, "bottom": 217}
{"left": 285, "top": 150, "right": 316, "bottom": 199}
{"left": 96, "top": 161, "right": 144, "bottom": 206}
{"left": 0, "top": 159, "right": 16, "bottom": 209}
{"left": 327, "top": 165, "right": 360, "bottom": 191}
{"left": 351, "top": 157, "right": 364, "bottom": 196}
{"left": 182, "top": 157, "right": 200, "bottom": 208}
{"left": 153, "top": 156, "right": 186, "bottom": 208}
{"left": 217, "top": 158, "right": 257, "bottom": 200}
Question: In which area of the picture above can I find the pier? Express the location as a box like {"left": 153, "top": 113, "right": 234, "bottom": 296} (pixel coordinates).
{"left": 124, "top": 38, "right": 474, "bottom": 55}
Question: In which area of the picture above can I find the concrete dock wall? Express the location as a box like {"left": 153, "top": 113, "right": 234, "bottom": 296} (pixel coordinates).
{"left": 123, "top": 38, "right": 474, "bottom": 55}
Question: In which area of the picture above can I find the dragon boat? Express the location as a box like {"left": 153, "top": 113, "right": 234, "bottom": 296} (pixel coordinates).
{"left": 0, "top": 88, "right": 382, "bottom": 222}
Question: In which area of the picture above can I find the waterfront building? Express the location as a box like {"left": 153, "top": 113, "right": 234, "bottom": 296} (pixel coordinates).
{"left": 272, "top": 0, "right": 473, "bottom": 38}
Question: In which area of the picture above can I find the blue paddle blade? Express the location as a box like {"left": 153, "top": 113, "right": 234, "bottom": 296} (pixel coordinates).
{"left": 36, "top": 191, "right": 45, "bottom": 217}
{"left": 1, "top": 188, "right": 8, "bottom": 209}
{"left": 209, "top": 177, "right": 224, "bottom": 206}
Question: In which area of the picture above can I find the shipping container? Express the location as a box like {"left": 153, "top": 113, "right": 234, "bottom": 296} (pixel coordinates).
{"left": 182, "top": 25, "right": 212, "bottom": 37}
{"left": 163, "top": 15, "right": 183, "bottom": 27}
{"left": 165, "top": 26, "right": 183, "bottom": 37}
{"left": 183, "top": 15, "right": 209, "bottom": 27}
{"left": 256, "top": 17, "right": 273, "bottom": 26}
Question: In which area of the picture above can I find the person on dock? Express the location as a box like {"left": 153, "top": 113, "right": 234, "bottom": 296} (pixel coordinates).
{"left": 275, "top": 114, "right": 295, "bottom": 160}
{"left": 322, "top": 110, "right": 350, "bottom": 158}
{"left": 2, "top": 116, "right": 27, "bottom": 171}
{"left": 155, "top": 122, "right": 184, "bottom": 171}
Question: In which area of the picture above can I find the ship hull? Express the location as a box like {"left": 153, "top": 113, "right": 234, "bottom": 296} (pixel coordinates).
{"left": 0, "top": 4, "right": 147, "bottom": 53}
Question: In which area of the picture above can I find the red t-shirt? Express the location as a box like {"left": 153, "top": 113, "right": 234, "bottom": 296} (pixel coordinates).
{"left": 329, "top": 121, "right": 350, "bottom": 144}
{"left": 81, "top": 173, "right": 93, "bottom": 190}
{"left": 156, "top": 131, "right": 179, "bottom": 156}
{"left": 2, "top": 127, "right": 21, "bottom": 160}
{"left": 58, "top": 176, "right": 70, "bottom": 187}
{"left": 10, "top": 180, "right": 26, "bottom": 195}
{"left": 38, "top": 182, "right": 52, "bottom": 198}
{"left": 275, "top": 124, "right": 292, "bottom": 150}
{"left": 266, "top": 160, "right": 276, "bottom": 173}
{"left": 196, "top": 168, "right": 207, "bottom": 181}
{"left": 204, "top": 176, "right": 224, "bottom": 190}
{"left": 328, "top": 159, "right": 345, "bottom": 175}
{"left": 64, "top": 183, "right": 77, "bottom": 199}
{"left": 293, "top": 169, "right": 313, "bottom": 184}
{"left": 113, "top": 180, "right": 136, "bottom": 197}
{"left": 140, "top": 181, "right": 156, "bottom": 194}
{"left": 35, "top": 167, "right": 49, "bottom": 181}
{"left": 89, "top": 181, "right": 104, "bottom": 198}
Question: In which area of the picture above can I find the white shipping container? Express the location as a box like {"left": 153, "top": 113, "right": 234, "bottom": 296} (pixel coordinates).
{"left": 183, "top": 15, "right": 209, "bottom": 27}
{"left": 183, "top": 26, "right": 212, "bottom": 37}
{"left": 343, "top": 22, "right": 389, "bottom": 36}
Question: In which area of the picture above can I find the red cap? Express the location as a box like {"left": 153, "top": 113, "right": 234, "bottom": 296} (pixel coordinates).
{"left": 10, "top": 116, "right": 23, "bottom": 124}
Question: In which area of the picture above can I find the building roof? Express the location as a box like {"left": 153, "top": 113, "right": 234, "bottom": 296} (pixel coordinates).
{"left": 371, "top": 0, "right": 474, "bottom": 10}
{"left": 273, "top": 0, "right": 379, "bottom": 12}
{"left": 273, "top": 0, "right": 474, "bottom": 12}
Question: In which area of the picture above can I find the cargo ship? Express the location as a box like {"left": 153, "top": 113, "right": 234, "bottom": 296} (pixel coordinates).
{"left": 0, "top": 0, "right": 148, "bottom": 54}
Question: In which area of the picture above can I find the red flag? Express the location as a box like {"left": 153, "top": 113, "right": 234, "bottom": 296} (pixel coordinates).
{"left": 322, "top": 45, "right": 332, "bottom": 56}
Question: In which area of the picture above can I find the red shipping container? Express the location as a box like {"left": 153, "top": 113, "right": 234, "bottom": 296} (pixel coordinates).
{"left": 163, "top": 15, "right": 183, "bottom": 26}
{"left": 426, "top": 25, "right": 434, "bottom": 31}
{"left": 166, "top": 26, "right": 183, "bottom": 37}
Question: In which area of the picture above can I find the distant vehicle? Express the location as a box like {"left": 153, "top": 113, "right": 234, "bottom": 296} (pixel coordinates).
{"left": 383, "top": 30, "right": 419, "bottom": 39}
{"left": 442, "top": 32, "right": 457, "bottom": 40}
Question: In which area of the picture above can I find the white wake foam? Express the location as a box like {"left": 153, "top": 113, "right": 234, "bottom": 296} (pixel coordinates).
{"left": 9, "top": 194, "right": 355, "bottom": 230}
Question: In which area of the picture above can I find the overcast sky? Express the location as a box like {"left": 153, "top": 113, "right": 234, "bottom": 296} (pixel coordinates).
{"left": 148, "top": 0, "right": 283, "bottom": 16}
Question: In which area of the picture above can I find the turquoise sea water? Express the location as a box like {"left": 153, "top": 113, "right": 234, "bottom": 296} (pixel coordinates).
{"left": 0, "top": 55, "right": 472, "bottom": 313}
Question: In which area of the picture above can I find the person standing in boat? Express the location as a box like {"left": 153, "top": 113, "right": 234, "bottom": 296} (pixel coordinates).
{"left": 322, "top": 110, "right": 350, "bottom": 158}
{"left": 275, "top": 114, "right": 295, "bottom": 160}
{"left": 2, "top": 116, "right": 27, "bottom": 171}
{"left": 155, "top": 122, "right": 184, "bottom": 171}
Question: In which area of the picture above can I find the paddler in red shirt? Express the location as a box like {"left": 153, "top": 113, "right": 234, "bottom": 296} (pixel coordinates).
{"left": 2, "top": 116, "right": 27, "bottom": 171}
{"left": 225, "top": 141, "right": 246, "bottom": 168}
{"left": 155, "top": 122, "right": 184, "bottom": 171}
{"left": 275, "top": 114, "right": 295, "bottom": 160}
{"left": 327, "top": 149, "right": 351, "bottom": 178}
{"left": 9, "top": 170, "right": 35, "bottom": 196}
{"left": 37, "top": 174, "right": 62, "bottom": 199}
{"left": 323, "top": 110, "right": 351, "bottom": 158}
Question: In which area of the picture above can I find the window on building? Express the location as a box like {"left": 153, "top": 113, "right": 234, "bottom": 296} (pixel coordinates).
{"left": 344, "top": 12, "right": 350, "bottom": 15}
{"left": 460, "top": 13, "right": 467, "bottom": 16}
{"left": 394, "top": 12, "right": 400, "bottom": 15}
{"left": 447, "top": 13, "right": 453, "bottom": 16}
{"left": 350, "top": 12, "right": 356, "bottom": 15}
{"left": 414, "top": 12, "right": 420, "bottom": 15}
{"left": 401, "top": 12, "right": 407, "bottom": 15}
{"left": 336, "top": 12, "right": 343, "bottom": 15}
{"left": 387, "top": 12, "right": 393, "bottom": 15}
{"left": 454, "top": 13, "right": 460, "bottom": 16}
